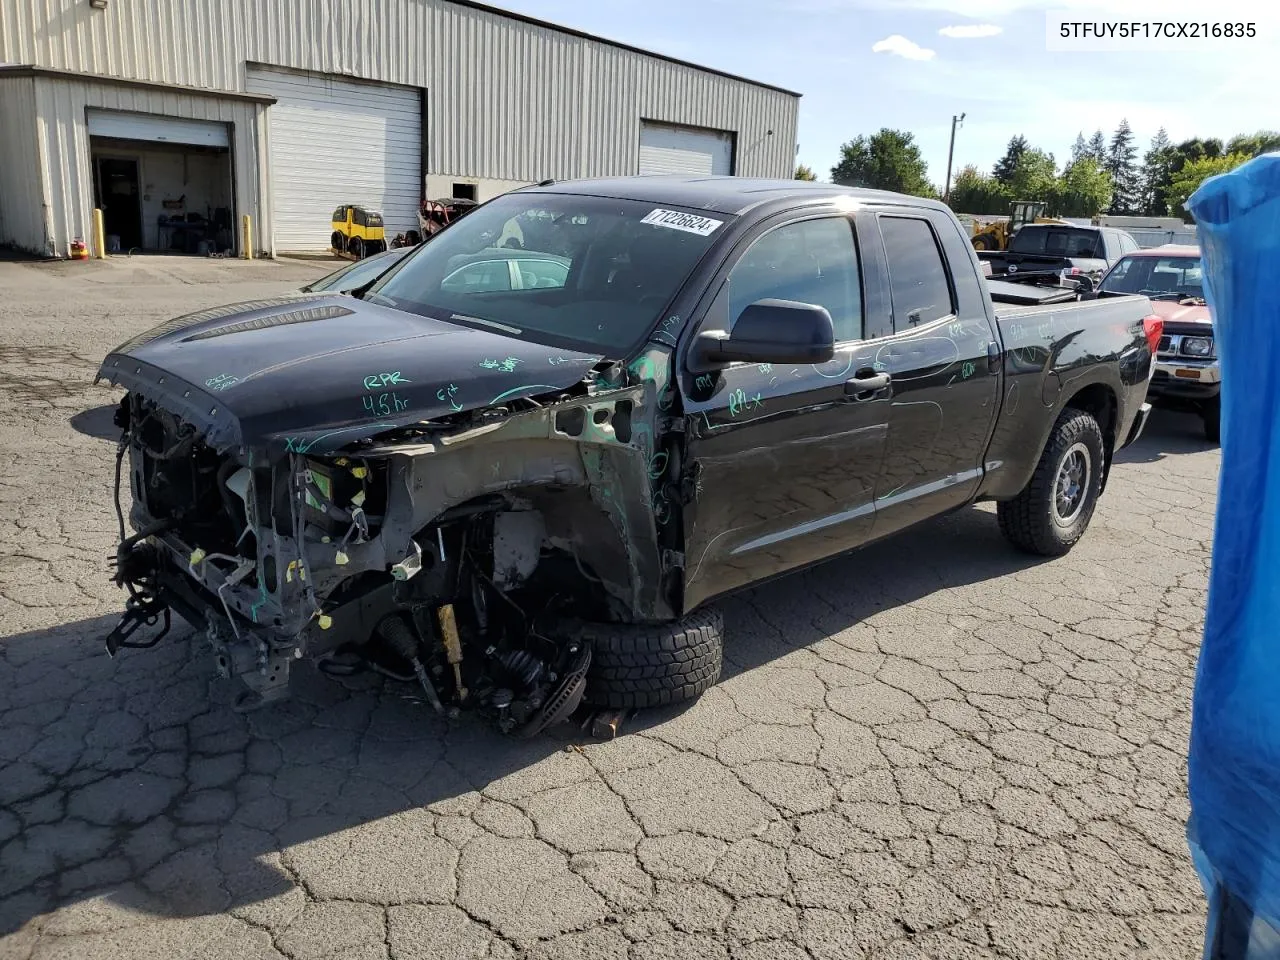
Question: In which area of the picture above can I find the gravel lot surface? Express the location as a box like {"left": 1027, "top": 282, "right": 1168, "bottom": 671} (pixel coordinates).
{"left": 0, "top": 256, "right": 1215, "bottom": 959}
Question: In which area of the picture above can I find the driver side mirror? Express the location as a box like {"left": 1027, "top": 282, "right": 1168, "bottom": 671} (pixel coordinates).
{"left": 690, "top": 299, "right": 836, "bottom": 372}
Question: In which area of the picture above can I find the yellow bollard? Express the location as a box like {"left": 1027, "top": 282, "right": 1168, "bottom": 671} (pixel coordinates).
{"left": 241, "top": 214, "right": 253, "bottom": 260}
{"left": 92, "top": 208, "right": 106, "bottom": 259}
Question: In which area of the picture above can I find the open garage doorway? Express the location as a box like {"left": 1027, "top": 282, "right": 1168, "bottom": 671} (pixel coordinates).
{"left": 88, "top": 110, "right": 236, "bottom": 256}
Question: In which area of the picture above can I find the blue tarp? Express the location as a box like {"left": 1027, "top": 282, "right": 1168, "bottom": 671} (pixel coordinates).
{"left": 1187, "top": 152, "right": 1280, "bottom": 958}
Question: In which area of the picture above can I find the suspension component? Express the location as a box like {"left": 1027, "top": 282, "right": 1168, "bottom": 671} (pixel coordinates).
{"left": 436, "top": 603, "right": 468, "bottom": 701}
{"left": 378, "top": 615, "right": 444, "bottom": 714}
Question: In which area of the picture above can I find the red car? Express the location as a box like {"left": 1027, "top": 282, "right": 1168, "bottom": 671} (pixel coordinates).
{"left": 1097, "top": 244, "right": 1218, "bottom": 441}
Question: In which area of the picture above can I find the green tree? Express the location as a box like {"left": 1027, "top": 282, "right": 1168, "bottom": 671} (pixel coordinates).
{"left": 1105, "top": 119, "right": 1140, "bottom": 214}
{"left": 1070, "top": 132, "right": 1088, "bottom": 163}
{"left": 946, "top": 164, "right": 1011, "bottom": 214}
{"left": 1170, "top": 152, "right": 1250, "bottom": 215}
{"left": 1227, "top": 131, "right": 1280, "bottom": 157}
{"left": 1005, "top": 147, "right": 1058, "bottom": 201}
{"left": 1051, "top": 156, "right": 1112, "bottom": 217}
{"left": 993, "top": 135, "right": 1029, "bottom": 185}
{"left": 794, "top": 163, "right": 818, "bottom": 181}
{"left": 1139, "top": 128, "right": 1175, "bottom": 216}
{"left": 1087, "top": 130, "right": 1107, "bottom": 164}
{"left": 1172, "top": 138, "right": 1224, "bottom": 174}
{"left": 830, "top": 129, "right": 934, "bottom": 196}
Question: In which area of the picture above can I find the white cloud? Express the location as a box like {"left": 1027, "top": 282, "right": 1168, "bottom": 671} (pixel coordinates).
{"left": 871, "top": 34, "right": 936, "bottom": 60}
{"left": 939, "top": 23, "right": 1002, "bottom": 38}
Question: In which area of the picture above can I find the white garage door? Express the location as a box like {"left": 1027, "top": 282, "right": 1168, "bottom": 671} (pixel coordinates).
{"left": 246, "top": 66, "right": 421, "bottom": 252}
{"left": 638, "top": 122, "right": 734, "bottom": 176}
{"left": 87, "top": 110, "right": 230, "bottom": 148}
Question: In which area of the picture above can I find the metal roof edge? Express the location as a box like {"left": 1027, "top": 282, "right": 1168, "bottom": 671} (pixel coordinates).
{"left": 0, "top": 65, "right": 277, "bottom": 104}
{"left": 443, "top": 0, "right": 803, "bottom": 98}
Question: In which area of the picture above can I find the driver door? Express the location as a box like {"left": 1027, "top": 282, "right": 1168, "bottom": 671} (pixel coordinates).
{"left": 680, "top": 212, "right": 892, "bottom": 610}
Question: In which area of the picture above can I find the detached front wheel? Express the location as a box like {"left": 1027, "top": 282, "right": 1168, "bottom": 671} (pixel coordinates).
{"left": 579, "top": 608, "right": 724, "bottom": 709}
{"left": 998, "top": 408, "right": 1105, "bottom": 556}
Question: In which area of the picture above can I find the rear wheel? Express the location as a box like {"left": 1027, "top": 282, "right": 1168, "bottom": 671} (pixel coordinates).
{"left": 349, "top": 237, "right": 364, "bottom": 259}
{"left": 1202, "top": 397, "right": 1221, "bottom": 444}
{"left": 998, "top": 408, "right": 1105, "bottom": 556}
{"left": 972, "top": 233, "right": 997, "bottom": 251}
{"left": 330, "top": 231, "right": 345, "bottom": 252}
{"left": 580, "top": 608, "right": 724, "bottom": 709}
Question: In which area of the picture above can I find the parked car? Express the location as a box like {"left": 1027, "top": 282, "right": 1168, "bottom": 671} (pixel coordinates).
{"left": 1095, "top": 244, "right": 1218, "bottom": 440}
{"left": 416, "top": 196, "right": 480, "bottom": 244}
{"left": 95, "top": 177, "right": 1159, "bottom": 734}
{"left": 301, "top": 247, "right": 412, "bottom": 295}
{"left": 978, "top": 223, "right": 1140, "bottom": 284}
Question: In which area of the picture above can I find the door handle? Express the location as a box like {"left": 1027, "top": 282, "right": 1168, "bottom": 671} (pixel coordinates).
{"left": 844, "top": 371, "right": 890, "bottom": 399}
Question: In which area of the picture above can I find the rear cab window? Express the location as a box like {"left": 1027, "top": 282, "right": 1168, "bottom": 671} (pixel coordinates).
{"left": 1010, "top": 226, "right": 1103, "bottom": 258}
{"left": 878, "top": 216, "right": 956, "bottom": 331}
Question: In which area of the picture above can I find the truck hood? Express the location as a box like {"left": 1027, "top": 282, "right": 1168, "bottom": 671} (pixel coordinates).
{"left": 1149, "top": 299, "right": 1212, "bottom": 327}
{"left": 96, "top": 294, "right": 604, "bottom": 454}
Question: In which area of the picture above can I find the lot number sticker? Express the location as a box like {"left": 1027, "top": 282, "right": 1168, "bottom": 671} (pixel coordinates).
{"left": 641, "top": 209, "right": 724, "bottom": 236}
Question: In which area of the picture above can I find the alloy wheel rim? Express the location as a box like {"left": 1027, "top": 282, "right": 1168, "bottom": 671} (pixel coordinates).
{"left": 1054, "top": 442, "right": 1091, "bottom": 526}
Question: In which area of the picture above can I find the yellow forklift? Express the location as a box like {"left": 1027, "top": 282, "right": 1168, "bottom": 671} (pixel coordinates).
{"left": 330, "top": 205, "right": 387, "bottom": 259}
{"left": 970, "top": 200, "right": 1069, "bottom": 251}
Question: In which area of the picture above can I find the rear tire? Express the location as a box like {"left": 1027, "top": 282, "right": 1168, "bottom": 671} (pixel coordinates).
{"left": 349, "top": 238, "right": 364, "bottom": 259}
{"left": 580, "top": 608, "right": 724, "bottom": 709}
{"left": 1202, "top": 397, "right": 1221, "bottom": 444}
{"left": 331, "top": 232, "right": 345, "bottom": 253}
{"left": 998, "top": 408, "right": 1105, "bottom": 556}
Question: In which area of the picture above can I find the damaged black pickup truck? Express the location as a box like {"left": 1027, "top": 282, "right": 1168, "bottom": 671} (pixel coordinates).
{"left": 98, "top": 177, "right": 1161, "bottom": 736}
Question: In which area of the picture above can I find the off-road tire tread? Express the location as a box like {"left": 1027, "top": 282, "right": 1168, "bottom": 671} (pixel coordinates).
{"left": 580, "top": 608, "right": 724, "bottom": 709}
{"left": 998, "top": 408, "right": 1104, "bottom": 557}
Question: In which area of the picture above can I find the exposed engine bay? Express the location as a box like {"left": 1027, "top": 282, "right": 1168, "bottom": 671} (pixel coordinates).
{"left": 104, "top": 358, "right": 686, "bottom": 736}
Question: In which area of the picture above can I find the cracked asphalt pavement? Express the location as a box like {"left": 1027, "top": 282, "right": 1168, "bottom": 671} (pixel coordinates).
{"left": 0, "top": 256, "right": 1216, "bottom": 959}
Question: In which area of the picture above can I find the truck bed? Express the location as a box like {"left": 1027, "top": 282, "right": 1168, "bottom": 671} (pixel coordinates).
{"left": 975, "top": 292, "right": 1153, "bottom": 504}
{"left": 986, "top": 278, "right": 1079, "bottom": 306}
{"left": 993, "top": 292, "right": 1148, "bottom": 321}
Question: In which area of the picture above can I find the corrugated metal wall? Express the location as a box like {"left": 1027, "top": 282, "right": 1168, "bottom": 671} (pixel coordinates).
{"left": 0, "top": 0, "right": 799, "bottom": 181}
{"left": 0, "top": 74, "right": 48, "bottom": 254}
{"left": 27, "top": 76, "right": 268, "bottom": 258}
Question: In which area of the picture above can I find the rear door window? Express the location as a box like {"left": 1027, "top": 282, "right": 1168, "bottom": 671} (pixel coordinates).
{"left": 879, "top": 216, "right": 955, "bottom": 331}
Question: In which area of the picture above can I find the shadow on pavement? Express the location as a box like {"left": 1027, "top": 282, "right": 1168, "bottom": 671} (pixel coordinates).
{"left": 1116, "top": 408, "right": 1218, "bottom": 464}
{"left": 0, "top": 504, "right": 1050, "bottom": 937}
{"left": 0, "top": 613, "right": 567, "bottom": 936}
{"left": 69, "top": 404, "right": 120, "bottom": 442}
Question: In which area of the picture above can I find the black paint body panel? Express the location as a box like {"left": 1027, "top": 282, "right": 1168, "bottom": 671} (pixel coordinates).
{"left": 97, "top": 294, "right": 603, "bottom": 455}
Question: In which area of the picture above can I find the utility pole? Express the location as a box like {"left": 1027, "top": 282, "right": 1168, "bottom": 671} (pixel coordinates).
{"left": 944, "top": 112, "right": 966, "bottom": 204}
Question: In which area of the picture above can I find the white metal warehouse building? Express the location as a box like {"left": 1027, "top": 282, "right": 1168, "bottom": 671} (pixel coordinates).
{"left": 0, "top": 0, "right": 799, "bottom": 258}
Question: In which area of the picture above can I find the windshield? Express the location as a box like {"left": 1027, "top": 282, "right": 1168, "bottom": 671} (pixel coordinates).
{"left": 368, "top": 193, "right": 727, "bottom": 355}
{"left": 1099, "top": 255, "right": 1205, "bottom": 301}
{"left": 305, "top": 249, "right": 410, "bottom": 293}
{"left": 1010, "top": 227, "right": 1103, "bottom": 259}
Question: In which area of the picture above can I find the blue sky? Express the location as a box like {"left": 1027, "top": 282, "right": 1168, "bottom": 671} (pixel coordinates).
{"left": 486, "top": 0, "right": 1275, "bottom": 185}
